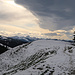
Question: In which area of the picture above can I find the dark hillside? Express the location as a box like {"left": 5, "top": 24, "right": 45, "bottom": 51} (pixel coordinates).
{"left": 0, "top": 45, "right": 8, "bottom": 54}
{"left": 0, "top": 35, "right": 27, "bottom": 48}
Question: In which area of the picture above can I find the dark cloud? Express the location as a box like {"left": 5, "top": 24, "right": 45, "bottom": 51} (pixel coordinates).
{"left": 44, "top": 33, "right": 57, "bottom": 36}
{"left": 15, "top": 0, "right": 75, "bottom": 30}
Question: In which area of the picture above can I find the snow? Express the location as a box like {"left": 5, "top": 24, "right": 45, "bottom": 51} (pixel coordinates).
{"left": 0, "top": 40, "right": 75, "bottom": 75}
{"left": 0, "top": 36, "right": 7, "bottom": 40}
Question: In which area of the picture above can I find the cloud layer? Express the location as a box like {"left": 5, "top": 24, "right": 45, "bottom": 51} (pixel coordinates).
{"left": 0, "top": 0, "right": 38, "bottom": 26}
{"left": 0, "top": 0, "right": 51, "bottom": 38}
{"left": 0, "top": 0, "right": 74, "bottom": 40}
{"left": 15, "top": 0, "right": 75, "bottom": 31}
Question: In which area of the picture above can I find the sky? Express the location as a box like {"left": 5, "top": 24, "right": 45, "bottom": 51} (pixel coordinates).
{"left": 0, "top": 0, "right": 75, "bottom": 40}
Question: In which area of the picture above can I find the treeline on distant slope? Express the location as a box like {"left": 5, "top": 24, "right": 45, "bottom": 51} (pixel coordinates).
{"left": 0, "top": 38, "right": 28, "bottom": 54}
{"left": 0, "top": 38, "right": 27, "bottom": 48}
{"left": 0, "top": 45, "right": 8, "bottom": 54}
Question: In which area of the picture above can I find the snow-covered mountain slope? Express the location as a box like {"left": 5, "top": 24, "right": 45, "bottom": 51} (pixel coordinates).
{"left": 0, "top": 40, "right": 75, "bottom": 75}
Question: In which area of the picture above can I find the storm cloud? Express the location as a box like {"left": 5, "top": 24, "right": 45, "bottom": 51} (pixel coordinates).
{"left": 15, "top": 0, "right": 75, "bottom": 31}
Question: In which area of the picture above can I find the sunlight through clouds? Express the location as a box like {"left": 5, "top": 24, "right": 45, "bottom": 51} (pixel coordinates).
{"left": 0, "top": 0, "right": 50, "bottom": 38}
{"left": 0, "top": 0, "right": 48, "bottom": 37}
{"left": 0, "top": 0, "right": 74, "bottom": 40}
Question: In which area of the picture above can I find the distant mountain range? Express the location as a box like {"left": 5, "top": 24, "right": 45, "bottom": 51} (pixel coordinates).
{"left": 0, "top": 35, "right": 73, "bottom": 48}
{"left": 0, "top": 35, "right": 47, "bottom": 54}
{"left": 10, "top": 35, "right": 47, "bottom": 42}
{"left": 0, "top": 35, "right": 28, "bottom": 54}
{"left": 0, "top": 35, "right": 27, "bottom": 48}
{"left": 0, "top": 35, "right": 73, "bottom": 54}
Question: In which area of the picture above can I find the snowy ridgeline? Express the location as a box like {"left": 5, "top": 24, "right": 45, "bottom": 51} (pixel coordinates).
{"left": 0, "top": 40, "right": 75, "bottom": 75}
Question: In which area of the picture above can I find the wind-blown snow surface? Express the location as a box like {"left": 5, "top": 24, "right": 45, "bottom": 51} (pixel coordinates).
{"left": 0, "top": 40, "right": 75, "bottom": 75}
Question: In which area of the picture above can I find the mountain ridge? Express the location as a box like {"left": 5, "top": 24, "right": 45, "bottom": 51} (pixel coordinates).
{"left": 0, "top": 40, "right": 75, "bottom": 75}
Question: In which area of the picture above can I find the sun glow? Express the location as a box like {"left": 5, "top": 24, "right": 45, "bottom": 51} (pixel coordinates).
{"left": 4, "top": 0, "right": 24, "bottom": 8}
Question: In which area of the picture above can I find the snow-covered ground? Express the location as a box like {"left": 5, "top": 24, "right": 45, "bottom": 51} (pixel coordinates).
{"left": 0, "top": 40, "right": 75, "bottom": 75}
